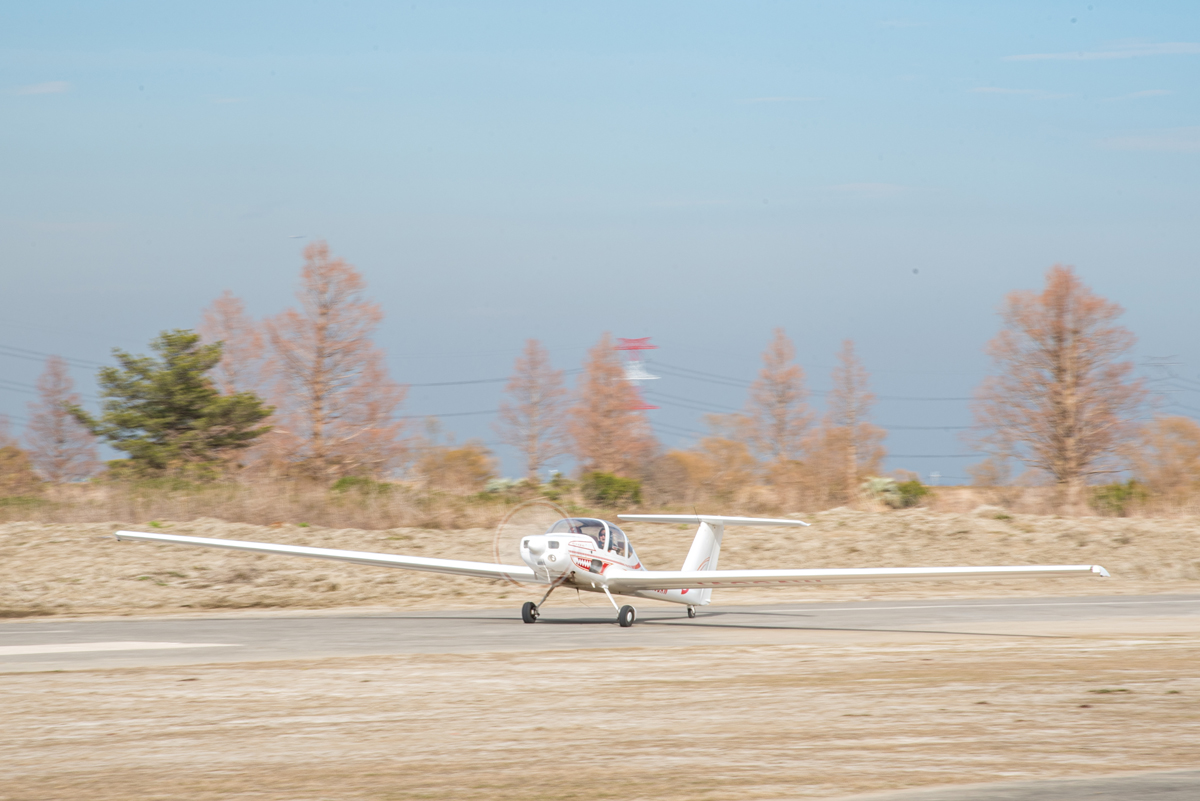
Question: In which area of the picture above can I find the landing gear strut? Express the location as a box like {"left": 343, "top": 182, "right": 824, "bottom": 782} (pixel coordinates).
{"left": 521, "top": 584, "right": 559, "bottom": 624}
{"left": 687, "top": 605, "right": 697, "bottom": 619}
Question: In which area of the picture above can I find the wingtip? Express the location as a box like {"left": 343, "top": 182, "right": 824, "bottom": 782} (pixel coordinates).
{"left": 1092, "top": 565, "right": 1111, "bottom": 578}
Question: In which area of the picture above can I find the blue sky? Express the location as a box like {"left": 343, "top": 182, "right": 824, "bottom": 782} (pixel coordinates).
{"left": 2, "top": 2, "right": 1199, "bottom": 480}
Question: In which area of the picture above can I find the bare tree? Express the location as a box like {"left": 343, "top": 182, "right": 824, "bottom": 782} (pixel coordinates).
{"left": 972, "top": 265, "right": 1146, "bottom": 510}
{"left": 264, "top": 241, "right": 407, "bottom": 478}
{"left": 24, "top": 356, "right": 99, "bottom": 482}
{"left": 495, "top": 339, "right": 568, "bottom": 481}
{"left": 0, "top": 415, "right": 42, "bottom": 495}
{"left": 567, "top": 333, "right": 657, "bottom": 476}
{"left": 1132, "top": 416, "right": 1200, "bottom": 510}
{"left": 198, "top": 290, "right": 269, "bottom": 396}
{"left": 743, "top": 328, "right": 812, "bottom": 464}
{"left": 823, "top": 339, "right": 885, "bottom": 501}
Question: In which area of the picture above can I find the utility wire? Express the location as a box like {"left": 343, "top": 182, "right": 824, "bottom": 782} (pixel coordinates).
{"left": 0, "top": 378, "right": 100, "bottom": 403}
{"left": 0, "top": 343, "right": 106, "bottom": 369}
{"left": 398, "top": 409, "right": 499, "bottom": 420}
{"left": 405, "top": 367, "right": 581, "bottom": 388}
{"left": 886, "top": 425, "right": 971, "bottom": 430}
{"left": 655, "top": 361, "right": 975, "bottom": 402}
{"left": 643, "top": 394, "right": 738, "bottom": 415}
{"left": 0, "top": 383, "right": 39, "bottom": 397}
{"left": 888, "top": 454, "right": 979, "bottom": 458}
{"left": 653, "top": 361, "right": 752, "bottom": 386}
{"left": 653, "top": 422, "right": 708, "bottom": 439}
{"left": 644, "top": 389, "right": 740, "bottom": 412}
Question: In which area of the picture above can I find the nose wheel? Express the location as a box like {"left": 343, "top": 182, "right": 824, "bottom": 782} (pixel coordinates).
{"left": 687, "top": 605, "right": 697, "bottom": 619}
{"left": 521, "top": 601, "right": 539, "bottom": 624}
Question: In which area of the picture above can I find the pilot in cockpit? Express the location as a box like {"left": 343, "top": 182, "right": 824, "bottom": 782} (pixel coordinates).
{"left": 548, "top": 518, "right": 607, "bottom": 550}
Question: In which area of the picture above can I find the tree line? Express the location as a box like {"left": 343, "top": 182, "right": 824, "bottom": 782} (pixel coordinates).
{"left": 3, "top": 245, "right": 1199, "bottom": 515}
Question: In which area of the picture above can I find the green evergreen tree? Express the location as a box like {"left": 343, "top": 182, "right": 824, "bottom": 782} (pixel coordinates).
{"left": 71, "top": 330, "right": 273, "bottom": 477}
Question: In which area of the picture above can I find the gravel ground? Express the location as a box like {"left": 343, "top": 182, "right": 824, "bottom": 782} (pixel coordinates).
{"left": 1, "top": 629, "right": 1197, "bottom": 800}
{"left": 3, "top": 506, "right": 1198, "bottom": 617}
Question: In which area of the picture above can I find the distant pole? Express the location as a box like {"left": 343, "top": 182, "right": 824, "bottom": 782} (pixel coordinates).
{"left": 615, "top": 337, "right": 659, "bottom": 411}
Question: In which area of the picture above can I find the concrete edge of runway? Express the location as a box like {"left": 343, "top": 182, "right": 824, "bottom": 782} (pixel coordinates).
{"left": 830, "top": 768, "right": 1200, "bottom": 801}
{"left": 5, "top": 591, "right": 1200, "bottom": 626}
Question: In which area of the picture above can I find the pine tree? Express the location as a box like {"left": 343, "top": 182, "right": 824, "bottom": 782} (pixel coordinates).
{"left": 71, "top": 330, "right": 273, "bottom": 477}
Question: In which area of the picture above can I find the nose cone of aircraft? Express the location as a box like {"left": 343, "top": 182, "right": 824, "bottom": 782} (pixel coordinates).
{"left": 522, "top": 536, "right": 570, "bottom": 574}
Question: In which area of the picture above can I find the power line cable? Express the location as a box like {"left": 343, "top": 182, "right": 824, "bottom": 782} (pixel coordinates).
{"left": 885, "top": 425, "right": 971, "bottom": 430}
{"left": 0, "top": 343, "right": 106, "bottom": 369}
{"left": 397, "top": 409, "right": 499, "bottom": 420}
{"left": 653, "top": 363, "right": 753, "bottom": 389}
{"left": 644, "top": 389, "right": 740, "bottom": 412}
{"left": 653, "top": 423, "right": 708, "bottom": 439}
{"left": 889, "top": 454, "right": 979, "bottom": 458}
{"left": 878, "top": 394, "right": 974, "bottom": 401}
{"left": 643, "top": 394, "right": 739, "bottom": 415}
{"left": 0, "top": 383, "right": 39, "bottom": 397}
{"left": 408, "top": 377, "right": 508, "bottom": 388}
{"left": 405, "top": 367, "right": 581, "bottom": 388}
{"left": 656, "top": 361, "right": 975, "bottom": 401}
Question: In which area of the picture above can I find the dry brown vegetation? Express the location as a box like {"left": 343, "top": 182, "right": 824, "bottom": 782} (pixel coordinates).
{"left": 3, "top": 505, "right": 1197, "bottom": 619}
{"left": 7, "top": 258, "right": 1200, "bottom": 523}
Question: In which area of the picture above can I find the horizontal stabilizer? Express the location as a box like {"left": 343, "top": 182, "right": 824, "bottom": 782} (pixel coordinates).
{"left": 618, "top": 514, "right": 809, "bottom": 527}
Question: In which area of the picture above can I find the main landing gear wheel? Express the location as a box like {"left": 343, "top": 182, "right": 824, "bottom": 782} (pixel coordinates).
{"left": 521, "top": 601, "right": 539, "bottom": 624}
{"left": 618, "top": 605, "right": 636, "bottom": 627}
{"left": 687, "top": 605, "right": 697, "bottom": 619}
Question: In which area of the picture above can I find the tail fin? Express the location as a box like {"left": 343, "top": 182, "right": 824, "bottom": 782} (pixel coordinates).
{"left": 620, "top": 514, "right": 809, "bottom": 607}
{"left": 680, "top": 521, "right": 724, "bottom": 605}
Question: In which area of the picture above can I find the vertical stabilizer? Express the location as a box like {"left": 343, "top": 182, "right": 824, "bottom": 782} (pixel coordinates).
{"left": 680, "top": 521, "right": 724, "bottom": 605}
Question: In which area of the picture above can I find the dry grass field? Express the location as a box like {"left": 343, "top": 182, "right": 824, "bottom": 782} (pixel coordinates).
{"left": 3, "top": 505, "right": 1198, "bottom": 618}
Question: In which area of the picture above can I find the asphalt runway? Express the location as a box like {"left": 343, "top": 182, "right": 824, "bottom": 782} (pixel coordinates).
{"left": 842, "top": 769, "right": 1200, "bottom": 800}
{"left": 2, "top": 592, "right": 1197, "bottom": 672}
{"left": 4, "top": 593, "right": 1199, "bottom": 800}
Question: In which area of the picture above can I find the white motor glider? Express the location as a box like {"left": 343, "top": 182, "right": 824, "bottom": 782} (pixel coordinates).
{"left": 115, "top": 514, "right": 1108, "bottom": 627}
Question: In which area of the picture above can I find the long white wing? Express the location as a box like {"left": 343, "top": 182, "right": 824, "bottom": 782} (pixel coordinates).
{"left": 618, "top": 514, "right": 809, "bottom": 526}
{"left": 114, "top": 530, "right": 543, "bottom": 584}
{"left": 606, "top": 564, "right": 1109, "bottom": 592}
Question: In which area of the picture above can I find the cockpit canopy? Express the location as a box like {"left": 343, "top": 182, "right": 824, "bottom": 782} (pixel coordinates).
{"left": 546, "top": 518, "right": 631, "bottom": 557}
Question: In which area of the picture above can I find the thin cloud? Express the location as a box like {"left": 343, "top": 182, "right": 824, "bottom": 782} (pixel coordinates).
{"left": 1101, "top": 126, "right": 1200, "bottom": 153}
{"left": 1105, "top": 89, "right": 1173, "bottom": 101}
{"left": 1006, "top": 41, "right": 1200, "bottom": 61}
{"left": 15, "top": 81, "right": 69, "bottom": 95}
{"left": 740, "top": 96, "right": 820, "bottom": 104}
{"left": 971, "top": 87, "right": 1070, "bottom": 99}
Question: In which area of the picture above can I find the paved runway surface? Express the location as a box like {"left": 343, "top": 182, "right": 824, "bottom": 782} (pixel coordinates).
{"left": 2, "top": 593, "right": 1197, "bottom": 672}
{"left": 840, "top": 769, "right": 1200, "bottom": 800}
{"left": 4, "top": 594, "right": 1199, "bottom": 800}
